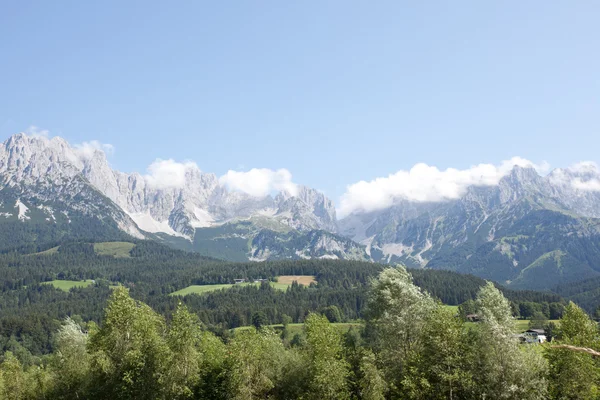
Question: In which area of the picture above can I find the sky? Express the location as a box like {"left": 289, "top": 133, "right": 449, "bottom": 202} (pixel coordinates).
{"left": 1, "top": 2, "right": 599, "bottom": 215}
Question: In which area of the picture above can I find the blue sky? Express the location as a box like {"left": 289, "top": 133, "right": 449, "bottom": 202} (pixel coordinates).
{"left": 1, "top": 2, "right": 598, "bottom": 204}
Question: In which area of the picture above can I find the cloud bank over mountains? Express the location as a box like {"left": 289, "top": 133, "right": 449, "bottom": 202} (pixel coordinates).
{"left": 144, "top": 159, "right": 200, "bottom": 190}
{"left": 16, "top": 128, "right": 600, "bottom": 217}
{"left": 219, "top": 168, "right": 298, "bottom": 197}
{"left": 337, "top": 157, "right": 551, "bottom": 217}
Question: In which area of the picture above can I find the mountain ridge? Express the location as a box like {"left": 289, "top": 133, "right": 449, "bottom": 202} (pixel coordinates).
{"left": 2, "top": 132, "right": 600, "bottom": 289}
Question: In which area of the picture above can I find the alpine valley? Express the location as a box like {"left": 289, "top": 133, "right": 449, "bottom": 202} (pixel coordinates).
{"left": 3, "top": 132, "right": 600, "bottom": 290}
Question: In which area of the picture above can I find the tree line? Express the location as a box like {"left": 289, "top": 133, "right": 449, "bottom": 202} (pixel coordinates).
{"left": 0, "top": 241, "right": 573, "bottom": 362}
{"left": 0, "top": 265, "right": 598, "bottom": 399}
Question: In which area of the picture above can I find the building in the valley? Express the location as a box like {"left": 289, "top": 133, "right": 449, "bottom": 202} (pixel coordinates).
{"left": 522, "top": 329, "right": 547, "bottom": 343}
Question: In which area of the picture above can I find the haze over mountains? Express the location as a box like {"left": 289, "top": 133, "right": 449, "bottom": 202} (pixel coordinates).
{"left": 2, "top": 132, "right": 600, "bottom": 289}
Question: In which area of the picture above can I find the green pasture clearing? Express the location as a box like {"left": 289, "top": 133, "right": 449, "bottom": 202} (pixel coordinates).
{"left": 94, "top": 242, "right": 135, "bottom": 257}
{"left": 269, "top": 281, "right": 293, "bottom": 290}
{"left": 514, "top": 319, "right": 560, "bottom": 332}
{"left": 170, "top": 283, "right": 252, "bottom": 296}
{"left": 443, "top": 305, "right": 460, "bottom": 314}
{"left": 42, "top": 280, "right": 95, "bottom": 291}
{"left": 171, "top": 275, "right": 318, "bottom": 296}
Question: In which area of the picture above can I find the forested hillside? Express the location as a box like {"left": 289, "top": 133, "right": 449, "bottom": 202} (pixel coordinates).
{"left": 0, "top": 240, "right": 569, "bottom": 361}
{"left": 0, "top": 265, "right": 597, "bottom": 399}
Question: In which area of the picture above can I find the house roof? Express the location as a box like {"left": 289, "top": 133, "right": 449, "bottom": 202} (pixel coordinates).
{"left": 526, "top": 329, "right": 545, "bottom": 334}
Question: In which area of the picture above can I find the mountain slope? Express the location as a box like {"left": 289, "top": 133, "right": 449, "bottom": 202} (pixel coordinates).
{"left": 340, "top": 166, "right": 600, "bottom": 289}
{"left": 0, "top": 133, "right": 361, "bottom": 260}
{"left": 4, "top": 131, "right": 600, "bottom": 287}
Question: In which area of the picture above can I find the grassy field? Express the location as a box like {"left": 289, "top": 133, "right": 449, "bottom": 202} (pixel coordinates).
{"left": 171, "top": 275, "right": 318, "bottom": 296}
{"left": 170, "top": 283, "right": 254, "bottom": 296}
{"left": 514, "top": 319, "right": 560, "bottom": 332}
{"left": 94, "top": 242, "right": 135, "bottom": 258}
{"left": 269, "top": 281, "right": 292, "bottom": 290}
{"left": 443, "top": 305, "right": 460, "bottom": 314}
{"left": 277, "top": 275, "right": 316, "bottom": 285}
{"left": 42, "top": 280, "right": 95, "bottom": 291}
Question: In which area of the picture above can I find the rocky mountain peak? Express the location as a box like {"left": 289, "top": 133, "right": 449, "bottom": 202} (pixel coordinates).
{"left": 0, "top": 132, "right": 339, "bottom": 239}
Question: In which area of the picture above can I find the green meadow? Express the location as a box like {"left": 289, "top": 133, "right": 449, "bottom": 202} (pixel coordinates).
{"left": 94, "top": 241, "right": 136, "bottom": 257}
{"left": 42, "top": 279, "right": 95, "bottom": 291}
{"left": 170, "top": 276, "right": 316, "bottom": 296}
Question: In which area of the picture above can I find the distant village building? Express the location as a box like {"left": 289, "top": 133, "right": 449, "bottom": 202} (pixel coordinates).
{"left": 254, "top": 278, "right": 268, "bottom": 283}
{"left": 234, "top": 279, "right": 246, "bottom": 284}
{"left": 516, "top": 329, "right": 547, "bottom": 344}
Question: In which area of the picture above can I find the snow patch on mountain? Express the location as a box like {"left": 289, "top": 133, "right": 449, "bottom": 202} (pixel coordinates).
{"left": 191, "top": 208, "right": 214, "bottom": 228}
{"left": 15, "top": 199, "right": 30, "bottom": 221}
{"left": 128, "top": 212, "right": 184, "bottom": 237}
{"left": 0, "top": 133, "right": 338, "bottom": 242}
{"left": 381, "top": 243, "right": 412, "bottom": 257}
{"left": 37, "top": 205, "right": 56, "bottom": 221}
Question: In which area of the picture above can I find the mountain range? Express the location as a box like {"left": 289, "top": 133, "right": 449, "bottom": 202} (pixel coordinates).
{"left": 2, "top": 132, "right": 600, "bottom": 289}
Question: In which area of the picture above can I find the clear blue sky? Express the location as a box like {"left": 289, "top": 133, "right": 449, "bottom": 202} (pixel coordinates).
{"left": 1, "top": 2, "right": 598, "bottom": 200}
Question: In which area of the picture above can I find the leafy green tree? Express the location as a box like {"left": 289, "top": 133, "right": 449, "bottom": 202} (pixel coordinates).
{"left": 304, "top": 313, "right": 350, "bottom": 400}
{"left": 402, "top": 304, "right": 475, "bottom": 400}
{"left": 546, "top": 301, "right": 600, "bottom": 399}
{"left": 544, "top": 321, "right": 558, "bottom": 342}
{"left": 364, "top": 265, "right": 435, "bottom": 390}
{"left": 281, "top": 314, "right": 292, "bottom": 328}
{"left": 473, "top": 282, "right": 548, "bottom": 400}
{"left": 477, "top": 281, "right": 514, "bottom": 330}
{"left": 290, "top": 332, "right": 306, "bottom": 348}
{"left": 87, "top": 286, "right": 171, "bottom": 400}
{"left": 0, "top": 351, "right": 25, "bottom": 400}
{"left": 165, "top": 303, "right": 203, "bottom": 399}
{"left": 528, "top": 311, "right": 548, "bottom": 329}
{"left": 280, "top": 314, "right": 293, "bottom": 340}
{"left": 358, "top": 350, "right": 386, "bottom": 400}
{"left": 519, "top": 302, "right": 539, "bottom": 319}
{"left": 458, "top": 299, "right": 477, "bottom": 320}
{"left": 251, "top": 312, "right": 267, "bottom": 330}
{"left": 272, "top": 347, "right": 310, "bottom": 400}
{"left": 227, "top": 328, "right": 284, "bottom": 400}
{"left": 322, "top": 305, "right": 343, "bottom": 323}
{"left": 51, "top": 317, "right": 90, "bottom": 398}
{"left": 549, "top": 302, "right": 565, "bottom": 320}
{"left": 197, "top": 330, "right": 229, "bottom": 400}
{"left": 25, "top": 364, "right": 54, "bottom": 400}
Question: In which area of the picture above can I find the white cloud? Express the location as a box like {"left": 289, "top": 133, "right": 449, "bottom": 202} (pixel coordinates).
{"left": 219, "top": 168, "right": 298, "bottom": 197}
{"left": 144, "top": 159, "right": 200, "bottom": 190}
{"left": 24, "top": 127, "right": 114, "bottom": 162}
{"left": 337, "top": 157, "right": 549, "bottom": 217}
{"left": 74, "top": 140, "right": 115, "bottom": 159}
{"left": 548, "top": 161, "right": 600, "bottom": 192}
{"left": 26, "top": 125, "right": 50, "bottom": 138}
{"left": 572, "top": 178, "right": 600, "bottom": 191}
{"left": 568, "top": 161, "right": 599, "bottom": 172}
{"left": 568, "top": 162, "right": 600, "bottom": 192}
